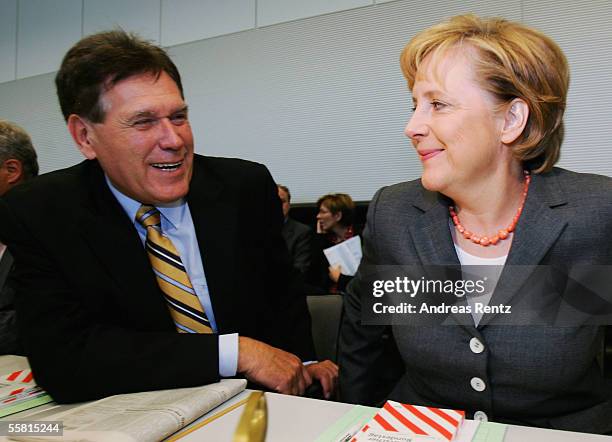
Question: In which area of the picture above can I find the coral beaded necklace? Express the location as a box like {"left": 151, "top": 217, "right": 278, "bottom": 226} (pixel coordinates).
{"left": 449, "top": 170, "right": 531, "bottom": 247}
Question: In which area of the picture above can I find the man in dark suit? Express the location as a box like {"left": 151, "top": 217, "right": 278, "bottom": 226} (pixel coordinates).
{"left": 0, "top": 30, "right": 337, "bottom": 403}
{"left": 277, "top": 184, "right": 313, "bottom": 275}
{"left": 0, "top": 248, "right": 18, "bottom": 355}
{"left": 0, "top": 120, "right": 39, "bottom": 355}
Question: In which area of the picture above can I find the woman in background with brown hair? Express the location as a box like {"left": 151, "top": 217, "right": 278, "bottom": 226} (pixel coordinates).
{"left": 306, "top": 193, "right": 357, "bottom": 294}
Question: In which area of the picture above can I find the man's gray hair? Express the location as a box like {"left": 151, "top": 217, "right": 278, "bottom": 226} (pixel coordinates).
{"left": 0, "top": 120, "right": 39, "bottom": 179}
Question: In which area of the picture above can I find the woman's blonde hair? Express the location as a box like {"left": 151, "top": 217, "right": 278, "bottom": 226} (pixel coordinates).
{"left": 400, "top": 14, "right": 569, "bottom": 173}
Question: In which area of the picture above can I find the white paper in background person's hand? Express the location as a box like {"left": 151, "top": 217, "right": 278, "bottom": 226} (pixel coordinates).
{"left": 323, "top": 236, "right": 362, "bottom": 276}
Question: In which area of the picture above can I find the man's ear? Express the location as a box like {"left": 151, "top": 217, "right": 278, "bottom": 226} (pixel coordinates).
{"left": 67, "top": 114, "right": 97, "bottom": 160}
{"left": 3, "top": 159, "right": 23, "bottom": 184}
{"left": 333, "top": 211, "right": 343, "bottom": 223}
{"left": 501, "top": 98, "right": 529, "bottom": 145}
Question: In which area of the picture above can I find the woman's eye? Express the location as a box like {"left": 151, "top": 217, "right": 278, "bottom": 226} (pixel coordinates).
{"left": 431, "top": 101, "right": 446, "bottom": 110}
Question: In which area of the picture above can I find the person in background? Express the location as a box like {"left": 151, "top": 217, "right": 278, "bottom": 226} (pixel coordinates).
{"left": 339, "top": 14, "right": 612, "bottom": 434}
{"left": 0, "top": 121, "right": 38, "bottom": 196}
{"left": 0, "top": 120, "right": 39, "bottom": 355}
{"left": 0, "top": 30, "right": 337, "bottom": 402}
{"left": 307, "top": 193, "right": 357, "bottom": 294}
{"left": 277, "top": 184, "right": 313, "bottom": 275}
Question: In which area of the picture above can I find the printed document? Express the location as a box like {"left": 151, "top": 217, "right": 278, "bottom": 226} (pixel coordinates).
{"left": 323, "top": 236, "right": 362, "bottom": 276}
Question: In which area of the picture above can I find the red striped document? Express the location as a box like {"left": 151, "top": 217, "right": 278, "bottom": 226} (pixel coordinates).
{"left": 0, "top": 369, "right": 53, "bottom": 417}
{"left": 352, "top": 401, "right": 465, "bottom": 442}
{"left": 1, "top": 369, "right": 35, "bottom": 384}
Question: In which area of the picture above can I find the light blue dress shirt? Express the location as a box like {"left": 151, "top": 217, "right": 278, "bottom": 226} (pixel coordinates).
{"left": 105, "top": 176, "right": 238, "bottom": 377}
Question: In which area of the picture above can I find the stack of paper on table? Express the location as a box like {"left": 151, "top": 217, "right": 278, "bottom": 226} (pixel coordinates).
{"left": 352, "top": 401, "right": 465, "bottom": 442}
{"left": 7, "top": 378, "right": 246, "bottom": 442}
{"left": 0, "top": 369, "right": 53, "bottom": 418}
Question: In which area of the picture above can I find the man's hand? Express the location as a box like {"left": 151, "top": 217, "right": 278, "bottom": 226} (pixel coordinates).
{"left": 237, "top": 337, "right": 312, "bottom": 395}
{"left": 306, "top": 360, "right": 339, "bottom": 399}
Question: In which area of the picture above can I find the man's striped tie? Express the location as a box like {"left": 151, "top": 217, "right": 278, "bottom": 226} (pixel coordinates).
{"left": 136, "top": 205, "right": 213, "bottom": 334}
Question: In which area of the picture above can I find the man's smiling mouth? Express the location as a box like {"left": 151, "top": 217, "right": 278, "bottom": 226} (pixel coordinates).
{"left": 151, "top": 161, "right": 183, "bottom": 171}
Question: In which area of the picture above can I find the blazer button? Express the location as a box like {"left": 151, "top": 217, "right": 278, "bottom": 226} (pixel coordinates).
{"left": 469, "top": 337, "right": 484, "bottom": 354}
{"left": 474, "top": 411, "right": 488, "bottom": 422}
{"left": 470, "top": 377, "right": 486, "bottom": 392}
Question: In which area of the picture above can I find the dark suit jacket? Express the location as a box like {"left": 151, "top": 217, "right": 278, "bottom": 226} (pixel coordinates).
{"left": 339, "top": 168, "right": 612, "bottom": 434}
{"left": 281, "top": 217, "right": 313, "bottom": 274}
{"left": 0, "top": 155, "right": 314, "bottom": 403}
{"left": 0, "top": 250, "right": 20, "bottom": 354}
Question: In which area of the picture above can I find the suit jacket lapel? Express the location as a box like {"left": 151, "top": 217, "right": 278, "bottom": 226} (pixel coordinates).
{"left": 77, "top": 161, "right": 172, "bottom": 325}
{"left": 186, "top": 158, "right": 239, "bottom": 332}
{"left": 284, "top": 219, "right": 296, "bottom": 241}
{"left": 0, "top": 250, "right": 14, "bottom": 290}
{"left": 407, "top": 188, "right": 475, "bottom": 327}
{"left": 408, "top": 189, "right": 460, "bottom": 267}
{"left": 479, "top": 171, "right": 568, "bottom": 326}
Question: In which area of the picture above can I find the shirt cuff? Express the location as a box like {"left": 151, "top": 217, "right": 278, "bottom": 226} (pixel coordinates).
{"left": 219, "top": 333, "right": 239, "bottom": 377}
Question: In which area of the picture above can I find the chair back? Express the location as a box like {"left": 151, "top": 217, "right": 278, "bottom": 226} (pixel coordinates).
{"left": 306, "top": 295, "right": 343, "bottom": 363}
{"left": 605, "top": 326, "right": 612, "bottom": 379}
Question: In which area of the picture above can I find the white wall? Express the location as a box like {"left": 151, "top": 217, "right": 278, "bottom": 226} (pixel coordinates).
{"left": 0, "top": 0, "right": 17, "bottom": 83}
{"left": 0, "top": 0, "right": 611, "bottom": 203}
{"left": 0, "top": 0, "right": 380, "bottom": 81}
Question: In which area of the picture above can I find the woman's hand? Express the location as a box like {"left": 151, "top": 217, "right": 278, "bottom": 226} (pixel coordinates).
{"left": 328, "top": 265, "right": 342, "bottom": 283}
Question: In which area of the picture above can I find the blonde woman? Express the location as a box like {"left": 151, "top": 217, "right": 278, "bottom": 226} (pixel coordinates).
{"left": 339, "top": 15, "right": 612, "bottom": 434}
